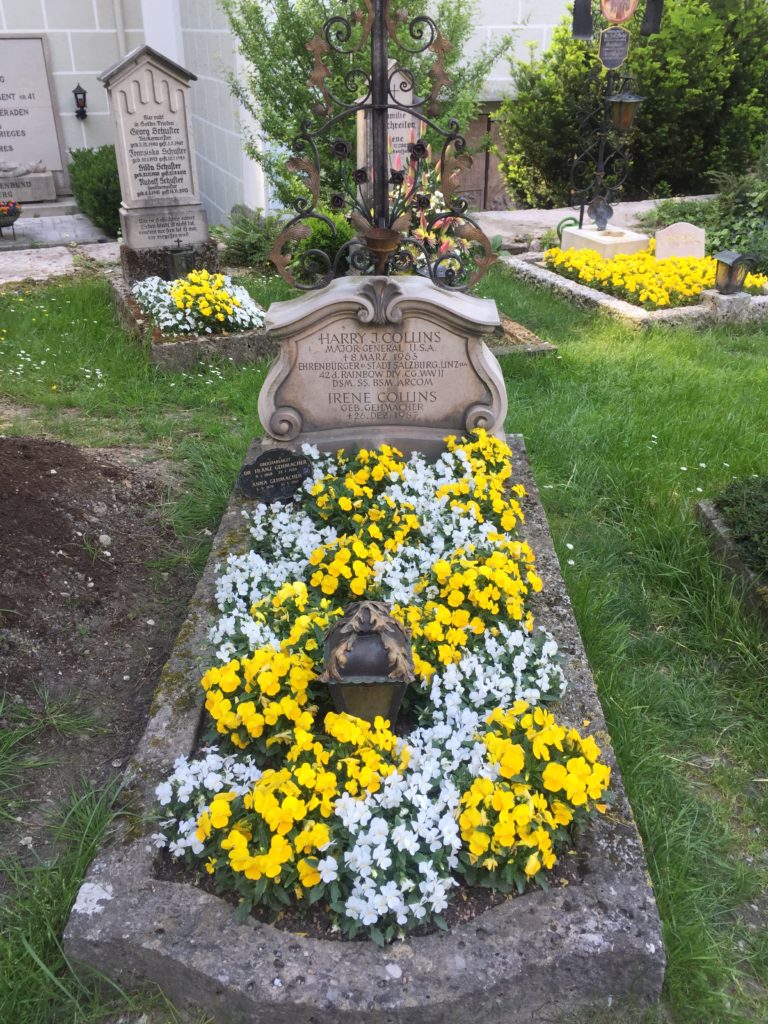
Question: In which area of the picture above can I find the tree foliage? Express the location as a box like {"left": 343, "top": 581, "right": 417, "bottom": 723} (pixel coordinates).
{"left": 221, "top": 0, "right": 509, "bottom": 206}
{"left": 495, "top": 0, "right": 768, "bottom": 208}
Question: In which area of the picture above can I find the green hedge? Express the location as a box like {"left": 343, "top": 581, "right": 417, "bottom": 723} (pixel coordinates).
{"left": 67, "top": 145, "right": 121, "bottom": 238}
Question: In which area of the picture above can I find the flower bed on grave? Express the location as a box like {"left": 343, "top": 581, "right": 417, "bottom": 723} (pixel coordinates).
{"left": 543, "top": 243, "right": 768, "bottom": 310}
{"left": 153, "top": 431, "right": 611, "bottom": 944}
{"left": 131, "top": 269, "right": 266, "bottom": 339}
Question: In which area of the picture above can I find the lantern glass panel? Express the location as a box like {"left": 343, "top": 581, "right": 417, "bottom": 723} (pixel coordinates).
{"left": 715, "top": 259, "right": 730, "bottom": 292}
{"left": 328, "top": 680, "right": 404, "bottom": 725}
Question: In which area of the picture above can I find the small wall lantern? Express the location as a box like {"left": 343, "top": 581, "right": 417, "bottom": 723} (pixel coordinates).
{"left": 713, "top": 250, "right": 752, "bottom": 295}
{"left": 73, "top": 83, "right": 87, "bottom": 120}
{"left": 607, "top": 89, "right": 644, "bottom": 132}
{"left": 319, "top": 601, "right": 414, "bottom": 726}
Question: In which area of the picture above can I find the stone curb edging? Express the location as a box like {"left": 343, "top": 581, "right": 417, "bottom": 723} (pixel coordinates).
{"left": 63, "top": 436, "right": 664, "bottom": 1023}
{"left": 500, "top": 253, "right": 768, "bottom": 329}
{"left": 109, "top": 276, "right": 278, "bottom": 370}
{"left": 695, "top": 500, "right": 768, "bottom": 629}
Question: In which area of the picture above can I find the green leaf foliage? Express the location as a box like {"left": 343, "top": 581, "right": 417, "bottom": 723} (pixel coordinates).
{"left": 495, "top": 0, "right": 768, "bottom": 208}
{"left": 220, "top": 0, "right": 510, "bottom": 206}
{"left": 67, "top": 145, "right": 122, "bottom": 237}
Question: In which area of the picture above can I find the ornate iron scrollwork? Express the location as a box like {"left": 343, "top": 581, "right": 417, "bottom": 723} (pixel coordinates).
{"left": 268, "top": 0, "right": 496, "bottom": 292}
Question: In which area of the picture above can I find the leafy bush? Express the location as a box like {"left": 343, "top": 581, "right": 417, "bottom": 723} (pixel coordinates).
{"left": 67, "top": 145, "right": 121, "bottom": 237}
{"left": 293, "top": 210, "right": 358, "bottom": 276}
{"left": 212, "top": 206, "right": 286, "bottom": 268}
{"left": 717, "top": 476, "right": 768, "bottom": 578}
{"left": 496, "top": 0, "right": 768, "bottom": 208}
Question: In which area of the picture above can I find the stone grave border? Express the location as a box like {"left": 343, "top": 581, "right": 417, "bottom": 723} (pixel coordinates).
{"left": 109, "top": 275, "right": 277, "bottom": 371}
{"left": 696, "top": 500, "right": 768, "bottom": 630}
{"left": 64, "top": 435, "right": 665, "bottom": 1024}
{"left": 501, "top": 253, "right": 768, "bottom": 329}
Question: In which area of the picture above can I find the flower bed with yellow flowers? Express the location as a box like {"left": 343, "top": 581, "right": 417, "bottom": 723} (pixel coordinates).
{"left": 131, "top": 269, "right": 265, "bottom": 338}
{"left": 543, "top": 243, "right": 768, "bottom": 310}
{"left": 153, "top": 431, "right": 610, "bottom": 944}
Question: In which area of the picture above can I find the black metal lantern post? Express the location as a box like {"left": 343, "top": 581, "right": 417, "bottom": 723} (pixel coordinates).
{"left": 267, "top": 0, "right": 496, "bottom": 292}
{"left": 73, "top": 83, "right": 88, "bottom": 120}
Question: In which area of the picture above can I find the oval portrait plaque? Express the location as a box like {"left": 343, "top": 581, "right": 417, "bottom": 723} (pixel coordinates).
{"left": 600, "top": 0, "right": 639, "bottom": 24}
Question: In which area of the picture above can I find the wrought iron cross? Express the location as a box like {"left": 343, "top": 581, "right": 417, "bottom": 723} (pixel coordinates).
{"left": 268, "top": 0, "right": 495, "bottom": 292}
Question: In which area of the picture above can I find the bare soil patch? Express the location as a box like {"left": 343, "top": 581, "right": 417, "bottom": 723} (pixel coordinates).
{"left": 0, "top": 435, "right": 197, "bottom": 874}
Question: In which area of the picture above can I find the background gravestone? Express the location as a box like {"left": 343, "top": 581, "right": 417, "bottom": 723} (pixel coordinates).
{"left": 99, "top": 45, "right": 217, "bottom": 284}
{"left": 356, "top": 61, "right": 420, "bottom": 181}
{"left": 0, "top": 36, "right": 62, "bottom": 203}
{"left": 654, "top": 221, "right": 706, "bottom": 260}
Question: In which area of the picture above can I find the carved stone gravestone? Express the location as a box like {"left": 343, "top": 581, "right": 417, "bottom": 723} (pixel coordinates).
{"left": 654, "top": 221, "right": 706, "bottom": 260}
{"left": 259, "top": 276, "right": 507, "bottom": 456}
{"left": 0, "top": 36, "right": 62, "bottom": 202}
{"left": 99, "top": 46, "right": 217, "bottom": 283}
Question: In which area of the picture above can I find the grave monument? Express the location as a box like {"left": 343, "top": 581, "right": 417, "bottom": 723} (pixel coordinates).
{"left": 0, "top": 35, "right": 63, "bottom": 203}
{"left": 64, "top": 3, "right": 665, "bottom": 1020}
{"left": 99, "top": 46, "right": 217, "bottom": 284}
{"left": 654, "top": 220, "right": 705, "bottom": 260}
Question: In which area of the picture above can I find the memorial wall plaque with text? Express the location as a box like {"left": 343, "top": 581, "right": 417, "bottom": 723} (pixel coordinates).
{"left": 0, "top": 36, "right": 63, "bottom": 172}
{"left": 259, "top": 277, "right": 507, "bottom": 456}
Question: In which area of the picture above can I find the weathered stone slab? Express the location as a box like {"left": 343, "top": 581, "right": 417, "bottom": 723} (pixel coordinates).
{"left": 63, "top": 436, "right": 665, "bottom": 1024}
{"left": 561, "top": 225, "right": 650, "bottom": 258}
{"left": 654, "top": 221, "right": 705, "bottom": 260}
{"left": 0, "top": 171, "right": 56, "bottom": 203}
{"left": 259, "top": 276, "right": 507, "bottom": 456}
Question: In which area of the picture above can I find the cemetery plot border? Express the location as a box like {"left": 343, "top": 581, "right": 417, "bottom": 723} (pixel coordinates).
{"left": 696, "top": 500, "right": 768, "bottom": 630}
{"left": 502, "top": 254, "right": 768, "bottom": 328}
{"left": 64, "top": 435, "right": 664, "bottom": 1024}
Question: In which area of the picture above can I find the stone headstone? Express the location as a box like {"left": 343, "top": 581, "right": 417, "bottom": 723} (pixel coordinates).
{"left": 259, "top": 276, "right": 507, "bottom": 456}
{"left": 654, "top": 221, "right": 705, "bottom": 260}
{"left": 0, "top": 36, "right": 62, "bottom": 201}
{"left": 356, "top": 62, "right": 420, "bottom": 175}
{"left": 99, "top": 46, "right": 216, "bottom": 283}
{"left": 237, "top": 449, "right": 312, "bottom": 503}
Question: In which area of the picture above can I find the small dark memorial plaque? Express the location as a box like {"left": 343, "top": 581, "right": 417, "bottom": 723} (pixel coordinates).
{"left": 598, "top": 26, "right": 630, "bottom": 69}
{"left": 238, "top": 449, "right": 312, "bottom": 503}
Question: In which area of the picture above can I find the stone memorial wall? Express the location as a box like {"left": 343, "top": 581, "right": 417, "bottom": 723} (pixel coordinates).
{"left": 0, "top": 35, "right": 62, "bottom": 201}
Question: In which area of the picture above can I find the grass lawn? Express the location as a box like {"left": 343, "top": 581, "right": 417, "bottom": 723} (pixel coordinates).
{"left": 1, "top": 265, "right": 767, "bottom": 1023}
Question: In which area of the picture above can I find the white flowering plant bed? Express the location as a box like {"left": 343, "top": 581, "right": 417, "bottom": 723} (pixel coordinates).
{"left": 153, "top": 431, "right": 611, "bottom": 945}
{"left": 131, "top": 269, "right": 266, "bottom": 339}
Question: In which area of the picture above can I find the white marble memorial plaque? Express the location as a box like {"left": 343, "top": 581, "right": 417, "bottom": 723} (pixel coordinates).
{"left": 654, "top": 221, "right": 706, "bottom": 260}
{"left": 259, "top": 277, "right": 507, "bottom": 455}
{"left": 0, "top": 37, "right": 63, "bottom": 172}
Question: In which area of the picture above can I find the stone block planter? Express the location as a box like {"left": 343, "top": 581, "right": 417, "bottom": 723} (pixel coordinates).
{"left": 64, "top": 435, "right": 664, "bottom": 1024}
{"left": 110, "top": 277, "right": 277, "bottom": 370}
{"left": 501, "top": 253, "right": 768, "bottom": 329}
{"left": 696, "top": 500, "right": 768, "bottom": 629}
